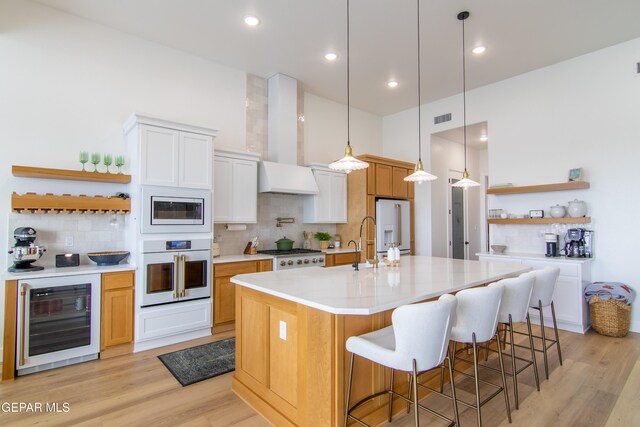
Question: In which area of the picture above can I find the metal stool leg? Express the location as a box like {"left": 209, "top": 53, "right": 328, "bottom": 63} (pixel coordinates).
{"left": 538, "top": 299, "right": 549, "bottom": 379}
{"left": 496, "top": 332, "right": 512, "bottom": 423}
{"left": 344, "top": 353, "right": 355, "bottom": 427}
{"left": 388, "top": 368, "right": 395, "bottom": 422}
{"left": 412, "top": 359, "right": 420, "bottom": 426}
{"left": 551, "top": 301, "right": 563, "bottom": 366}
{"left": 446, "top": 353, "right": 460, "bottom": 427}
{"left": 526, "top": 313, "right": 540, "bottom": 391}
{"left": 508, "top": 316, "right": 519, "bottom": 409}
{"left": 407, "top": 373, "right": 412, "bottom": 414}
{"left": 472, "top": 333, "right": 482, "bottom": 427}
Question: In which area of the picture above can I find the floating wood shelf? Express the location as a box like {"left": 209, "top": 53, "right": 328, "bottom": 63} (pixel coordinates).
{"left": 12, "top": 165, "right": 131, "bottom": 184}
{"left": 12, "top": 192, "right": 130, "bottom": 214}
{"left": 487, "top": 181, "right": 589, "bottom": 195}
{"left": 488, "top": 217, "right": 591, "bottom": 225}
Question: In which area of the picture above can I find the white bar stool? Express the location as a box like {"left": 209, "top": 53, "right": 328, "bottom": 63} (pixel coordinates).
{"left": 487, "top": 273, "right": 540, "bottom": 409}
{"left": 529, "top": 267, "right": 562, "bottom": 379}
{"left": 447, "top": 285, "right": 511, "bottom": 427}
{"left": 344, "top": 295, "right": 459, "bottom": 426}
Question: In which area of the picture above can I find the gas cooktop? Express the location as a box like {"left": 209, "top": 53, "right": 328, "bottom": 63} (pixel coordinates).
{"left": 257, "top": 249, "right": 323, "bottom": 257}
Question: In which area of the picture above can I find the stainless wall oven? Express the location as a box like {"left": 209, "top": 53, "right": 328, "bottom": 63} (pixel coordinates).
{"left": 16, "top": 274, "right": 100, "bottom": 376}
{"left": 140, "top": 239, "right": 211, "bottom": 307}
{"left": 141, "top": 185, "right": 211, "bottom": 234}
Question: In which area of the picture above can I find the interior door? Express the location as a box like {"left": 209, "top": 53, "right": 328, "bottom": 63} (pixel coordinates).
{"left": 450, "top": 179, "right": 466, "bottom": 259}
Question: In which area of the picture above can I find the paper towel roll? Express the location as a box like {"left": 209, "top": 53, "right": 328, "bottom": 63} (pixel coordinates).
{"left": 225, "top": 224, "right": 247, "bottom": 231}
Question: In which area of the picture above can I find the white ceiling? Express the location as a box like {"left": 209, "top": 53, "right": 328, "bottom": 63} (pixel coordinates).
{"left": 36, "top": 0, "right": 640, "bottom": 116}
{"left": 433, "top": 122, "right": 488, "bottom": 150}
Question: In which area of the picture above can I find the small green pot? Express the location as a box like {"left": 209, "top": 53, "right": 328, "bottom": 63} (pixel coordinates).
{"left": 275, "top": 237, "right": 295, "bottom": 251}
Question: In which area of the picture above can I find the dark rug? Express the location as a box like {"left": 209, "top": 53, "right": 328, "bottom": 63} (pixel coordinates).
{"left": 158, "top": 338, "right": 235, "bottom": 386}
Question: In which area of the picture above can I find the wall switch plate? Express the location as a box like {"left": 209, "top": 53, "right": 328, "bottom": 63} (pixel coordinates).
{"left": 279, "top": 320, "right": 287, "bottom": 340}
{"left": 64, "top": 235, "right": 74, "bottom": 247}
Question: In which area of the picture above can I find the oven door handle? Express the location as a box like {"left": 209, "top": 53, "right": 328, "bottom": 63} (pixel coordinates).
{"left": 173, "top": 255, "right": 180, "bottom": 299}
{"left": 180, "top": 255, "right": 187, "bottom": 298}
{"left": 20, "top": 283, "right": 29, "bottom": 366}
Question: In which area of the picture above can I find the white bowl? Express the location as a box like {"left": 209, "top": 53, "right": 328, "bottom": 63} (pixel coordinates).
{"left": 491, "top": 245, "right": 507, "bottom": 254}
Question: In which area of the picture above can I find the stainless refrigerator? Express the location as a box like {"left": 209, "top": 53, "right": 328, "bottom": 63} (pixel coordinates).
{"left": 376, "top": 199, "right": 411, "bottom": 256}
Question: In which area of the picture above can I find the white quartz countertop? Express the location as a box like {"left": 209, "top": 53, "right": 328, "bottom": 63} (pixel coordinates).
{"left": 2, "top": 264, "right": 136, "bottom": 281}
{"left": 212, "top": 254, "right": 275, "bottom": 264}
{"left": 476, "top": 252, "right": 595, "bottom": 264}
{"left": 323, "top": 247, "right": 358, "bottom": 255}
{"left": 231, "top": 256, "right": 529, "bottom": 315}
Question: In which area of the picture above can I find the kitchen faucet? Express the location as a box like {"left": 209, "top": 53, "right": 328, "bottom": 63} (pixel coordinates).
{"left": 348, "top": 240, "right": 359, "bottom": 271}
{"left": 359, "top": 216, "right": 379, "bottom": 268}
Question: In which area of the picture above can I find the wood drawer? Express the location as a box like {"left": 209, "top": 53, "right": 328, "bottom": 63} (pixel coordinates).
{"left": 214, "top": 261, "right": 259, "bottom": 277}
{"left": 102, "top": 271, "right": 134, "bottom": 290}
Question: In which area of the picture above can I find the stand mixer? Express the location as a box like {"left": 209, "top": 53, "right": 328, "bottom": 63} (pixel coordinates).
{"left": 8, "top": 227, "right": 46, "bottom": 272}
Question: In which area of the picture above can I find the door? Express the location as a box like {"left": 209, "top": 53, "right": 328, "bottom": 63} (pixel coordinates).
{"left": 213, "top": 156, "right": 233, "bottom": 222}
{"left": 375, "top": 199, "right": 411, "bottom": 255}
{"left": 179, "top": 131, "right": 213, "bottom": 189}
{"left": 180, "top": 249, "right": 211, "bottom": 300}
{"left": 331, "top": 172, "right": 347, "bottom": 223}
{"left": 231, "top": 159, "right": 258, "bottom": 223}
{"left": 450, "top": 178, "right": 466, "bottom": 259}
{"left": 313, "top": 171, "right": 333, "bottom": 222}
{"left": 141, "top": 252, "right": 178, "bottom": 306}
{"left": 140, "top": 125, "right": 180, "bottom": 187}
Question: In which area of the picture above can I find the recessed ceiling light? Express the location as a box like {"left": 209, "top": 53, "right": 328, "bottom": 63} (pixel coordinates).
{"left": 324, "top": 53, "right": 337, "bottom": 61}
{"left": 387, "top": 80, "right": 399, "bottom": 88}
{"left": 244, "top": 16, "right": 260, "bottom": 26}
{"left": 479, "top": 135, "right": 488, "bottom": 142}
{"left": 472, "top": 46, "right": 486, "bottom": 54}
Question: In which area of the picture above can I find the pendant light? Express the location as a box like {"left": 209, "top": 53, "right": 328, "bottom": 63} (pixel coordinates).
{"left": 328, "top": 0, "right": 369, "bottom": 174}
{"left": 451, "top": 11, "right": 480, "bottom": 189}
{"left": 404, "top": 0, "right": 437, "bottom": 183}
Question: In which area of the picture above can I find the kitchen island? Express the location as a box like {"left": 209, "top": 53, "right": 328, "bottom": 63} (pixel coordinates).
{"left": 230, "top": 256, "right": 528, "bottom": 426}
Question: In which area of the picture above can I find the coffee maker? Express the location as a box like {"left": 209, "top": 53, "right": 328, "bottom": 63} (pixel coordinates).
{"left": 544, "top": 233, "right": 559, "bottom": 257}
{"left": 564, "top": 228, "right": 594, "bottom": 258}
{"left": 8, "top": 227, "right": 46, "bottom": 272}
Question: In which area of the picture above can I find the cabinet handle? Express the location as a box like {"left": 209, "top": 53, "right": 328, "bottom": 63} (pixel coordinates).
{"left": 180, "top": 254, "right": 186, "bottom": 298}
{"left": 395, "top": 204, "right": 402, "bottom": 246}
{"left": 20, "top": 284, "right": 29, "bottom": 366}
{"left": 173, "top": 255, "right": 179, "bottom": 299}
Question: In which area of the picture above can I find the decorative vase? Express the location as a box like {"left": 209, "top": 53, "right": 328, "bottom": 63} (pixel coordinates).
{"left": 567, "top": 199, "right": 587, "bottom": 218}
{"left": 550, "top": 204, "right": 566, "bottom": 218}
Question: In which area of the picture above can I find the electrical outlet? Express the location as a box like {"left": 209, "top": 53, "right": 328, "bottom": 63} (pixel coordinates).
{"left": 279, "top": 320, "right": 287, "bottom": 341}
{"left": 64, "top": 236, "right": 74, "bottom": 247}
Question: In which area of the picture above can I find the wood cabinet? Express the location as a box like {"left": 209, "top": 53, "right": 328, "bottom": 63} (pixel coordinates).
{"left": 478, "top": 255, "right": 592, "bottom": 333}
{"left": 100, "top": 271, "right": 135, "bottom": 358}
{"left": 124, "top": 114, "right": 217, "bottom": 189}
{"left": 213, "top": 259, "right": 272, "bottom": 327}
{"left": 213, "top": 150, "right": 260, "bottom": 223}
{"left": 324, "top": 252, "right": 360, "bottom": 267}
{"left": 336, "top": 155, "right": 415, "bottom": 259}
{"left": 303, "top": 164, "right": 347, "bottom": 224}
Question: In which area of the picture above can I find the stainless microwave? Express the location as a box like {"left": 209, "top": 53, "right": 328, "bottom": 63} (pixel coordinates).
{"left": 141, "top": 186, "right": 211, "bottom": 234}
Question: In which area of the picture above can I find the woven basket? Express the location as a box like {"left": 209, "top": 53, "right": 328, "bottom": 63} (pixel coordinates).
{"left": 589, "top": 291, "right": 631, "bottom": 337}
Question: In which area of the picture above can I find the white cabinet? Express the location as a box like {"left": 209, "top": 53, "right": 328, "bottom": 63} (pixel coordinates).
{"left": 478, "top": 254, "right": 593, "bottom": 334}
{"left": 125, "top": 115, "right": 216, "bottom": 189}
{"left": 213, "top": 150, "right": 259, "bottom": 223}
{"left": 304, "top": 165, "right": 347, "bottom": 223}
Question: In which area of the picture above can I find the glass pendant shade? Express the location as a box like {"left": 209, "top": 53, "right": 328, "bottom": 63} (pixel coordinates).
{"left": 404, "top": 161, "right": 437, "bottom": 183}
{"left": 328, "top": 144, "right": 369, "bottom": 174}
{"left": 451, "top": 170, "right": 480, "bottom": 188}
{"left": 404, "top": 0, "right": 436, "bottom": 184}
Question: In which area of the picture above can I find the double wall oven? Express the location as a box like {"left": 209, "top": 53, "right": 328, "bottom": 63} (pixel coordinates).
{"left": 16, "top": 273, "right": 100, "bottom": 376}
{"left": 140, "top": 239, "right": 211, "bottom": 307}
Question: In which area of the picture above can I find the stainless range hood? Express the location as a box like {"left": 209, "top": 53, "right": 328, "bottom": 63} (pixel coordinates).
{"left": 258, "top": 73, "right": 319, "bottom": 195}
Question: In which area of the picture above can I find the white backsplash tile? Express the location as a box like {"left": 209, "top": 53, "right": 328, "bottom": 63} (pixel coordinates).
{"left": 7, "top": 213, "right": 127, "bottom": 268}
{"left": 489, "top": 223, "right": 594, "bottom": 255}
{"left": 214, "top": 193, "right": 336, "bottom": 255}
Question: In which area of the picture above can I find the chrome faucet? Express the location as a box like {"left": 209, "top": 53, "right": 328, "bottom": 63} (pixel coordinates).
{"left": 348, "top": 240, "right": 359, "bottom": 271}
{"left": 359, "top": 216, "right": 379, "bottom": 268}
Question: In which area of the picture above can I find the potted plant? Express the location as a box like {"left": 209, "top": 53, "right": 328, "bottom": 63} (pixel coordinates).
{"left": 314, "top": 232, "right": 332, "bottom": 250}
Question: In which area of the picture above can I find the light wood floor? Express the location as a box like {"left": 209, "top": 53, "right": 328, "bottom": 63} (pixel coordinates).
{"left": 0, "top": 327, "right": 638, "bottom": 427}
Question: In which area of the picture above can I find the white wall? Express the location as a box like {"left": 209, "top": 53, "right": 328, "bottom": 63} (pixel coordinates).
{"left": 0, "top": 0, "right": 248, "bottom": 360}
{"left": 304, "top": 93, "right": 383, "bottom": 164}
{"left": 384, "top": 37, "right": 640, "bottom": 331}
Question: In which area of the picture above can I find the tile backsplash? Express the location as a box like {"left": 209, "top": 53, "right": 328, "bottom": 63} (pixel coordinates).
{"left": 489, "top": 223, "right": 594, "bottom": 254}
{"left": 7, "top": 213, "right": 128, "bottom": 268}
{"left": 214, "top": 193, "right": 336, "bottom": 255}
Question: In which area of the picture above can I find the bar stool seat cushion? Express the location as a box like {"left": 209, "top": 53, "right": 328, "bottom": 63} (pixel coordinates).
{"left": 490, "top": 273, "right": 535, "bottom": 324}
{"left": 450, "top": 285, "right": 504, "bottom": 344}
{"left": 529, "top": 267, "right": 560, "bottom": 308}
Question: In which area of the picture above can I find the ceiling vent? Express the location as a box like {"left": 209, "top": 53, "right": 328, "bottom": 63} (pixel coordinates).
{"left": 434, "top": 113, "right": 452, "bottom": 125}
